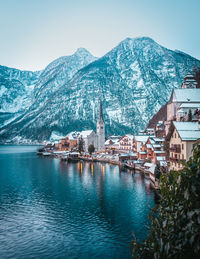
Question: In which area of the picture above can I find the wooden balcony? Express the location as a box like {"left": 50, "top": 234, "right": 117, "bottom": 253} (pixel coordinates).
{"left": 169, "top": 157, "right": 179, "bottom": 162}
{"left": 169, "top": 147, "right": 181, "bottom": 153}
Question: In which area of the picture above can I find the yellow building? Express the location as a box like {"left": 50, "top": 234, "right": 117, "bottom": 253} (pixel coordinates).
{"left": 169, "top": 122, "right": 200, "bottom": 171}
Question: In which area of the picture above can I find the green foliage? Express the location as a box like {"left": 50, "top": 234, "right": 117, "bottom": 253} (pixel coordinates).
{"left": 78, "top": 136, "right": 84, "bottom": 154}
{"left": 88, "top": 144, "right": 95, "bottom": 154}
{"left": 188, "top": 109, "right": 192, "bottom": 121}
{"left": 155, "top": 163, "right": 161, "bottom": 180}
{"left": 131, "top": 143, "right": 200, "bottom": 258}
{"left": 193, "top": 66, "right": 200, "bottom": 88}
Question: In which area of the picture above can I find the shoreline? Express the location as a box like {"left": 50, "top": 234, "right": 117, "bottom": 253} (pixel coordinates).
{"left": 37, "top": 150, "right": 161, "bottom": 193}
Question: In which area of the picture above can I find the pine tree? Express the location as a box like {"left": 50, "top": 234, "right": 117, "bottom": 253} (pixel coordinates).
{"left": 193, "top": 66, "right": 200, "bottom": 88}
{"left": 88, "top": 144, "right": 95, "bottom": 154}
{"left": 78, "top": 136, "right": 84, "bottom": 154}
{"left": 154, "top": 163, "right": 161, "bottom": 180}
{"left": 188, "top": 109, "right": 192, "bottom": 121}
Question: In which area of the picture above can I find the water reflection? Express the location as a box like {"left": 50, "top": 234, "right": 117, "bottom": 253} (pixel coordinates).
{"left": 0, "top": 146, "right": 155, "bottom": 259}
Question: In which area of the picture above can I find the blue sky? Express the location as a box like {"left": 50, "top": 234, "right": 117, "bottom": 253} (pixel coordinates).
{"left": 0, "top": 0, "right": 199, "bottom": 71}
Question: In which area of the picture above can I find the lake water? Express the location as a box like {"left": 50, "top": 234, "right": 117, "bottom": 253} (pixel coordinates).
{"left": 0, "top": 146, "right": 155, "bottom": 259}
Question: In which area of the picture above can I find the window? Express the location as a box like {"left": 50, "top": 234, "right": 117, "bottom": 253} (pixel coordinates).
{"left": 182, "top": 144, "right": 184, "bottom": 150}
{"left": 182, "top": 154, "right": 184, "bottom": 160}
{"left": 175, "top": 133, "right": 176, "bottom": 138}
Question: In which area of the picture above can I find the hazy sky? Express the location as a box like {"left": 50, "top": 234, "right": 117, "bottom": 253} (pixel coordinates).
{"left": 1, "top": 0, "right": 199, "bottom": 71}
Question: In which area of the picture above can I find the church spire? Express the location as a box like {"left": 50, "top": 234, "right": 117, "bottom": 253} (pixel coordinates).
{"left": 98, "top": 98, "right": 104, "bottom": 122}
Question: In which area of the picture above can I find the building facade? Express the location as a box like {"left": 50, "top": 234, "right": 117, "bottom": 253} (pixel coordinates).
{"left": 119, "top": 134, "right": 134, "bottom": 151}
{"left": 96, "top": 99, "right": 105, "bottom": 151}
{"left": 169, "top": 121, "right": 200, "bottom": 171}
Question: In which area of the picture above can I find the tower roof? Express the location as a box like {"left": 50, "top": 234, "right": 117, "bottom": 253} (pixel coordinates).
{"left": 98, "top": 98, "right": 104, "bottom": 122}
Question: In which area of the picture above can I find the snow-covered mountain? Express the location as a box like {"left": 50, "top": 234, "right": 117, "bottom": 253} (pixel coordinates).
{"left": 0, "top": 37, "right": 200, "bottom": 143}
{"left": 33, "top": 48, "right": 97, "bottom": 104}
{"left": 0, "top": 48, "right": 96, "bottom": 129}
{"left": 0, "top": 66, "right": 40, "bottom": 127}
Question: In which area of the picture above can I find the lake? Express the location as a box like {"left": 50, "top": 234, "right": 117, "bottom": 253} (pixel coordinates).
{"left": 0, "top": 145, "right": 155, "bottom": 258}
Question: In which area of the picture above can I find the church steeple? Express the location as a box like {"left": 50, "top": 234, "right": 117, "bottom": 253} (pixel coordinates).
{"left": 98, "top": 98, "right": 104, "bottom": 122}
{"left": 96, "top": 97, "right": 105, "bottom": 151}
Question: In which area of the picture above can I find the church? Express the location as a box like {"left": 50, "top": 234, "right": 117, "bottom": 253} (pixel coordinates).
{"left": 77, "top": 99, "right": 105, "bottom": 153}
{"left": 96, "top": 99, "right": 105, "bottom": 151}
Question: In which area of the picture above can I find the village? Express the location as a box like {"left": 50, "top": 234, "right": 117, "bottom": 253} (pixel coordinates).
{"left": 38, "top": 73, "right": 200, "bottom": 189}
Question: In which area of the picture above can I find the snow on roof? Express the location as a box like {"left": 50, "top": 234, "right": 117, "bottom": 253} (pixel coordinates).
{"left": 173, "top": 89, "right": 200, "bottom": 103}
{"left": 127, "top": 152, "right": 137, "bottom": 156}
{"left": 152, "top": 137, "right": 164, "bottom": 142}
{"left": 105, "top": 139, "right": 111, "bottom": 145}
{"left": 178, "top": 131, "right": 200, "bottom": 141}
{"left": 135, "top": 135, "right": 149, "bottom": 143}
{"left": 109, "top": 135, "right": 121, "bottom": 139}
{"left": 120, "top": 153, "right": 130, "bottom": 157}
{"left": 80, "top": 130, "right": 94, "bottom": 137}
{"left": 174, "top": 122, "right": 199, "bottom": 131}
{"left": 112, "top": 139, "right": 120, "bottom": 144}
{"left": 153, "top": 144, "right": 161, "bottom": 148}
{"left": 144, "top": 162, "right": 153, "bottom": 168}
{"left": 149, "top": 163, "right": 156, "bottom": 174}
{"left": 149, "top": 138, "right": 155, "bottom": 144}
{"left": 179, "top": 103, "right": 200, "bottom": 109}
{"left": 160, "top": 161, "right": 167, "bottom": 167}
{"left": 67, "top": 131, "right": 80, "bottom": 140}
{"left": 157, "top": 156, "right": 166, "bottom": 161}
{"left": 70, "top": 152, "right": 79, "bottom": 155}
{"left": 125, "top": 134, "right": 134, "bottom": 140}
{"left": 173, "top": 122, "right": 200, "bottom": 141}
{"left": 146, "top": 144, "right": 152, "bottom": 149}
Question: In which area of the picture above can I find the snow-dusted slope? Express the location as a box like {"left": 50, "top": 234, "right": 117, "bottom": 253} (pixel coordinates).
{"left": 1, "top": 37, "right": 200, "bottom": 143}
{"left": 0, "top": 48, "right": 96, "bottom": 130}
{"left": 0, "top": 66, "right": 40, "bottom": 127}
{"left": 33, "top": 48, "right": 97, "bottom": 104}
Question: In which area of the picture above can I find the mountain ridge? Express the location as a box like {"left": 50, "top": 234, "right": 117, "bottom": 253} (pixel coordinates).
{"left": 0, "top": 37, "right": 200, "bottom": 143}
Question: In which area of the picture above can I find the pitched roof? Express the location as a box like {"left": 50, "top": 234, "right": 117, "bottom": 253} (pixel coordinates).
{"left": 173, "top": 89, "right": 200, "bottom": 103}
{"left": 80, "top": 130, "right": 94, "bottom": 137}
{"left": 67, "top": 131, "right": 80, "bottom": 140}
{"left": 119, "top": 134, "right": 134, "bottom": 141}
{"left": 179, "top": 103, "right": 200, "bottom": 109}
{"left": 152, "top": 137, "right": 165, "bottom": 142}
{"left": 134, "top": 135, "right": 149, "bottom": 143}
{"left": 173, "top": 122, "right": 200, "bottom": 141}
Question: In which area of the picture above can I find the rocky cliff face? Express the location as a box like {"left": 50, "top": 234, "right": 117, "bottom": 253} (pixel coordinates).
{"left": 0, "top": 37, "right": 200, "bottom": 143}
{"left": 0, "top": 48, "right": 96, "bottom": 131}
{"left": 0, "top": 66, "right": 40, "bottom": 128}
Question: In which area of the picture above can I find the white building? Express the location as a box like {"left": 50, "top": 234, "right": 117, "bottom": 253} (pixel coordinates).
{"left": 119, "top": 134, "right": 134, "bottom": 151}
{"left": 96, "top": 99, "right": 105, "bottom": 151}
{"left": 77, "top": 98, "right": 105, "bottom": 153}
{"left": 79, "top": 130, "right": 97, "bottom": 153}
{"left": 166, "top": 74, "right": 200, "bottom": 135}
{"left": 134, "top": 135, "right": 149, "bottom": 152}
{"left": 169, "top": 121, "right": 200, "bottom": 171}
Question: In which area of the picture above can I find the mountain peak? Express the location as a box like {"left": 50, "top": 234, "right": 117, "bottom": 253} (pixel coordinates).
{"left": 74, "top": 48, "right": 93, "bottom": 57}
